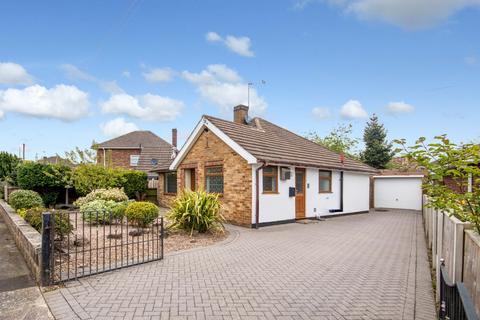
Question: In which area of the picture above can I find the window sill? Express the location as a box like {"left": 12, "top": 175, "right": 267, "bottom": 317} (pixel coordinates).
{"left": 262, "top": 191, "right": 279, "bottom": 195}
{"left": 319, "top": 191, "right": 333, "bottom": 194}
{"left": 164, "top": 193, "right": 177, "bottom": 196}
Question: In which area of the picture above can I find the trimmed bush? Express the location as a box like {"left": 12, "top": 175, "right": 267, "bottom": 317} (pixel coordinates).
{"left": 125, "top": 201, "right": 159, "bottom": 228}
{"left": 80, "top": 200, "right": 120, "bottom": 224}
{"left": 8, "top": 189, "right": 44, "bottom": 210}
{"left": 74, "top": 188, "right": 128, "bottom": 207}
{"left": 72, "top": 164, "right": 121, "bottom": 196}
{"left": 167, "top": 190, "right": 224, "bottom": 234}
{"left": 20, "top": 207, "right": 73, "bottom": 238}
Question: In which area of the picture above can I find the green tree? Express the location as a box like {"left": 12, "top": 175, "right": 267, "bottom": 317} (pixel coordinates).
{"left": 0, "top": 151, "right": 21, "bottom": 182}
{"left": 396, "top": 135, "right": 480, "bottom": 233}
{"left": 306, "top": 124, "right": 359, "bottom": 158}
{"left": 64, "top": 143, "right": 97, "bottom": 165}
{"left": 361, "top": 114, "right": 394, "bottom": 169}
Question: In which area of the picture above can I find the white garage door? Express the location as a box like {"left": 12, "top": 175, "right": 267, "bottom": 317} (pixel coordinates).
{"left": 374, "top": 176, "right": 423, "bottom": 210}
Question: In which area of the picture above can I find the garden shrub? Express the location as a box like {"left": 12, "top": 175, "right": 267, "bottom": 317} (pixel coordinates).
{"left": 0, "top": 151, "right": 20, "bottom": 181}
{"left": 16, "top": 161, "right": 68, "bottom": 190}
{"left": 111, "top": 201, "right": 128, "bottom": 221}
{"left": 125, "top": 201, "right": 159, "bottom": 228}
{"left": 74, "top": 188, "right": 128, "bottom": 207}
{"left": 167, "top": 190, "right": 224, "bottom": 234}
{"left": 80, "top": 200, "right": 125, "bottom": 224}
{"left": 20, "top": 207, "right": 73, "bottom": 238}
{"left": 72, "top": 164, "right": 121, "bottom": 196}
{"left": 8, "top": 189, "right": 44, "bottom": 210}
{"left": 117, "top": 170, "right": 147, "bottom": 199}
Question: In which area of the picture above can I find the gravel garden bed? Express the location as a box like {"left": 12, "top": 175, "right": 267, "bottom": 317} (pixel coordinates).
{"left": 50, "top": 210, "right": 227, "bottom": 282}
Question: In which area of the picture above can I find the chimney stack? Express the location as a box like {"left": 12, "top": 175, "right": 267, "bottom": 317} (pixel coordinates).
{"left": 233, "top": 105, "right": 249, "bottom": 124}
{"left": 172, "top": 128, "right": 177, "bottom": 148}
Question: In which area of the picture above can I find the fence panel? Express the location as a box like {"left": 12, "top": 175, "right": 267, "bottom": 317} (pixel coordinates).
{"left": 439, "top": 259, "right": 479, "bottom": 320}
{"left": 42, "top": 210, "right": 164, "bottom": 285}
{"left": 463, "top": 230, "right": 480, "bottom": 317}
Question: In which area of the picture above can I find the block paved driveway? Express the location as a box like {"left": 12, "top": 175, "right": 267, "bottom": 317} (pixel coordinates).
{"left": 44, "top": 210, "right": 436, "bottom": 320}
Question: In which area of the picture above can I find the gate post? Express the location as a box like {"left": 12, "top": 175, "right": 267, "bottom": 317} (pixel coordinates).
{"left": 41, "top": 212, "right": 53, "bottom": 286}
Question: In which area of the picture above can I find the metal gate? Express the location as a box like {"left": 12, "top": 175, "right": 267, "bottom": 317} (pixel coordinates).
{"left": 41, "top": 210, "right": 164, "bottom": 285}
{"left": 439, "top": 259, "right": 479, "bottom": 320}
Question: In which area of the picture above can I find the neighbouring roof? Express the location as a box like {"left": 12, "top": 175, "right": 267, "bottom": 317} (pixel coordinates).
{"left": 98, "top": 131, "right": 174, "bottom": 173}
{"left": 97, "top": 131, "right": 170, "bottom": 149}
{"left": 199, "top": 115, "right": 377, "bottom": 173}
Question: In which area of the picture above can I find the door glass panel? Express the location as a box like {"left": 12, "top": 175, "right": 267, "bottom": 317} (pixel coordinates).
{"left": 296, "top": 171, "right": 304, "bottom": 193}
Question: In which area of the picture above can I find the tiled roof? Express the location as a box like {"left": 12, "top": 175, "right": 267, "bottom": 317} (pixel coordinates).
{"left": 204, "top": 115, "right": 377, "bottom": 173}
{"left": 98, "top": 131, "right": 174, "bottom": 173}
{"left": 97, "top": 131, "right": 170, "bottom": 149}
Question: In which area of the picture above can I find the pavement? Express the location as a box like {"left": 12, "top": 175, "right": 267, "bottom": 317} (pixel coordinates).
{"left": 44, "top": 209, "right": 436, "bottom": 320}
{"left": 0, "top": 214, "right": 53, "bottom": 320}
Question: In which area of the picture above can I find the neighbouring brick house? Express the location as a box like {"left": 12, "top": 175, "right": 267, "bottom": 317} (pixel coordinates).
{"left": 96, "top": 130, "right": 176, "bottom": 182}
{"left": 164, "top": 105, "right": 377, "bottom": 227}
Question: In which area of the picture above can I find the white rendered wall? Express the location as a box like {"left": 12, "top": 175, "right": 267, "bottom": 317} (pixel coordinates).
{"left": 374, "top": 177, "right": 423, "bottom": 210}
{"left": 253, "top": 165, "right": 296, "bottom": 224}
{"left": 342, "top": 172, "right": 370, "bottom": 213}
{"left": 253, "top": 165, "right": 371, "bottom": 224}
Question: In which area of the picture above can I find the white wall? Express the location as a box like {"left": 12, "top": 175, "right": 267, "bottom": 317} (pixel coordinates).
{"left": 374, "top": 177, "right": 423, "bottom": 210}
{"left": 252, "top": 165, "right": 296, "bottom": 224}
{"left": 252, "top": 165, "right": 371, "bottom": 224}
{"left": 342, "top": 172, "right": 370, "bottom": 213}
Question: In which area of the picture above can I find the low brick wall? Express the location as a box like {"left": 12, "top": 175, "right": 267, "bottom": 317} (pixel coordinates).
{"left": 0, "top": 200, "right": 42, "bottom": 283}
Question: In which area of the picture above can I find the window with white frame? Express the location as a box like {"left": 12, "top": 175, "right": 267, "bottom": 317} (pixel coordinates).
{"left": 130, "top": 155, "right": 140, "bottom": 166}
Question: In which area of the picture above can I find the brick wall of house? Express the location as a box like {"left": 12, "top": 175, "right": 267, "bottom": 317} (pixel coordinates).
{"left": 157, "top": 173, "right": 176, "bottom": 207}
{"left": 176, "top": 130, "right": 253, "bottom": 226}
{"left": 443, "top": 176, "right": 468, "bottom": 194}
{"left": 96, "top": 149, "right": 141, "bottom": 169}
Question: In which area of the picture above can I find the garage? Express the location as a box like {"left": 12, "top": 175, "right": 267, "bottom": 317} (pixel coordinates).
{"left": 373, "top": 175, "right": 424, "bottom": 210}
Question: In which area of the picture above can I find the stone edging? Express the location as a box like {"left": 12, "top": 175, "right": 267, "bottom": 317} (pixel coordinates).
{"left": 0, "top": 200, "right": 42, "bottom": 283}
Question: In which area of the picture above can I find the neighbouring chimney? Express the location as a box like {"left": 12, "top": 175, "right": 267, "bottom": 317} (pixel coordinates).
{"left": 172, "top": 128, "right": 177, "bottom": 148}
{"left": 233, "top": 104, "right": 249, "bottom": 124}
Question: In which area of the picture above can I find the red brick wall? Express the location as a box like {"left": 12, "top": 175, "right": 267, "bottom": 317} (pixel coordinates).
{"left": 96, "top": 149, "right": 141, "bottom": 169}
{"left": 176, "top": 130, "right": 253, "bottom": 226}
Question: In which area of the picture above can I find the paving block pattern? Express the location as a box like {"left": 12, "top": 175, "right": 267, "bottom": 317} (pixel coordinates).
{"left": 44, "top": 210, "right": 436, "bottom": 319}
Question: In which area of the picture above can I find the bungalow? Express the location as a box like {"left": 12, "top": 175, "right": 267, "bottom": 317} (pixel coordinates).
{"left": 168, "top": 105, "right": 377, "bottom": 227}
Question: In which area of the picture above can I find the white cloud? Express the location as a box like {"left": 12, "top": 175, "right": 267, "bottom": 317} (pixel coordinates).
{"left": 312, "top": 107, "right": 331, "bottom": 120}
{"left": 60, "top": 63, "right": 123, "bottom": 94}
{"left": 182, "top": 64, "right": 267, "bottom": 115}
{"left": 340, "top": 100, "right": 368, "bottom": 119}
{"left": 60, "top": 64, "right": 96, "bottom": 82}
{"left": 205, "top": 32, "right": 254, "bottom": 57}
{"left": 465, "top": 56, "right": 478, "bottom": 66}
{"left": 0, "top": 62, "right": 34, "bottom": 85}
{"left": 387, "top": 101, "right": 415, "bottom": 114}
{"left": 101, "top": 117, "right": 139, "bottom": 138}
{"left": 206, "top": 31, "right": 222, "bottom": 42}
{"left": 142, "top": 68, "right": 174, "bottom": 83}
{"left": 296, "top": 0, "right": 480, "bottom": 29}
{"left": 101, "top": 93, "right": 183, "bottom": 122}
{"left": 0, "top": 84, "right": 89, "bottom": 121}
{"left": 122, "top": 70, "right": 131, "bottom": 78}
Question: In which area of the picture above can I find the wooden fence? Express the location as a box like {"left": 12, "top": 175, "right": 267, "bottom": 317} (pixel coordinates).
{"left": 423, "top": 195, "right": 480, "bottom": 316}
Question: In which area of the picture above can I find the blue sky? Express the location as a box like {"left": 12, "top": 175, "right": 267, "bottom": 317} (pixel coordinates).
{"left": 0, "top": 0, "right": 479, "bottom": 159}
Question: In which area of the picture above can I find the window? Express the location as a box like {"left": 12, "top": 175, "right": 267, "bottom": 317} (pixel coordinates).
{"left": 319, "top": 170, "right": 332, "bottom": 193}
{"left": 151, "top": 159, "right": 158, "bottom": 166}
{"left": 205, "top": 166, "right": 224, "bottom": 194}
{"left": 165, "top": 172, "right": 177, "bottom": 194}
{"left": 130, "top": 155, "right": 140, "bottom": 166}
{"left": 263, "top": 166, "right": 278, "bottom": 193}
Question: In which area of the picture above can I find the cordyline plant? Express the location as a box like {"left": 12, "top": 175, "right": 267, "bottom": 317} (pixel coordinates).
{"left": 395, "top": 135, "right": 480, "bottom": 234}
